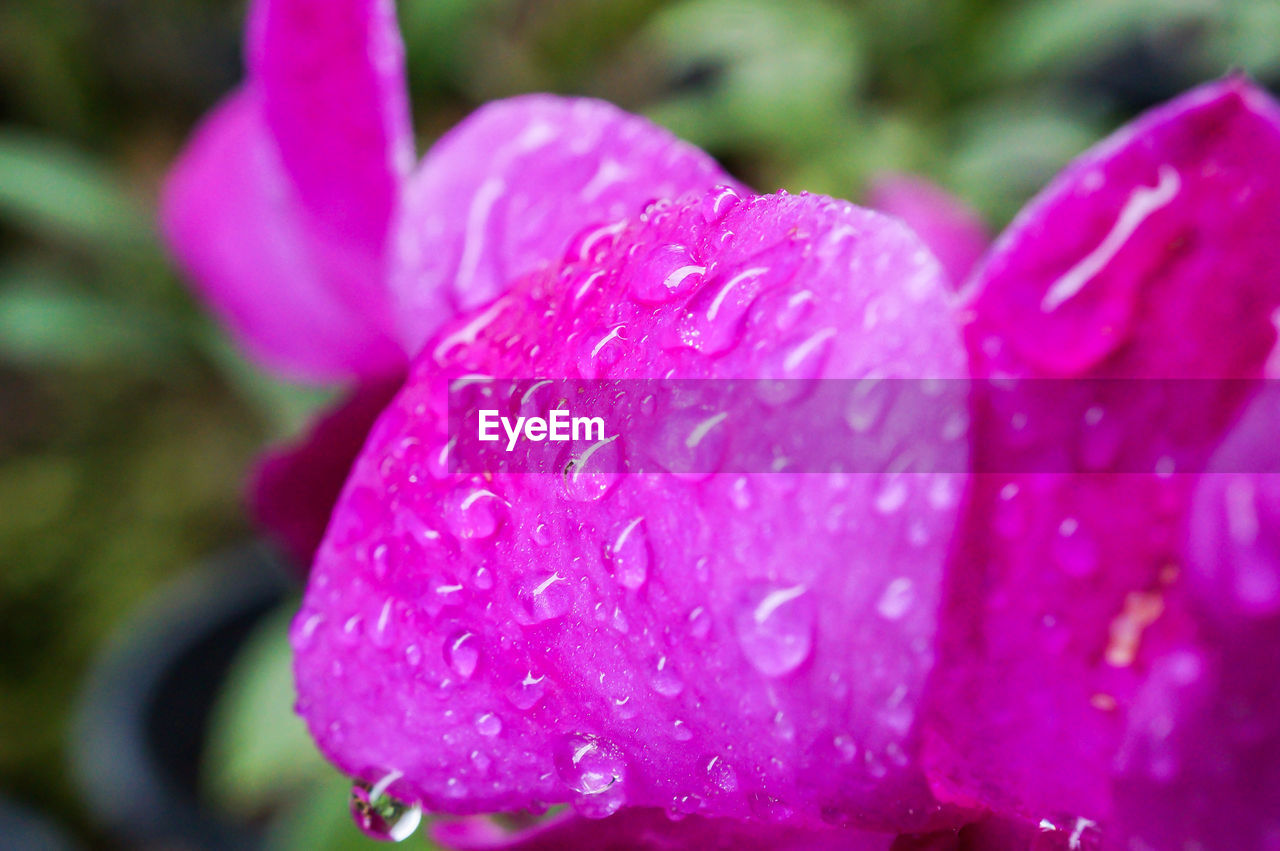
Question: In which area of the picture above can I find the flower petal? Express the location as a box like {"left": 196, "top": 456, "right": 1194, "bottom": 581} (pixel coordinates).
{"left": 161, "top": 88, "right": 403, "bottom": 379}
{"left": 1113, "top": 390, "right": 1280, "bottom": 850}
{"left": 434, "top": 809, "right": 893, "bottom": 850}
{"left": 388, "top": 95, "right": 745, "bottom": 353}
{"left": 925, "top": 78, "right": 1280, "bottom": 824}
{"left": 867, "top": 175, "right": 988, "bottom": 288}
{"left": 247, "top": 0, "right": 414, "bottom": 253}
{"left": 294, "top": 191, "right": 971, "bottom": 831}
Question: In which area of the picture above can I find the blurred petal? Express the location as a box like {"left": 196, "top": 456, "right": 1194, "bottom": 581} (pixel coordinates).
{"left": 434, "top": 809, "right": 893, "bottom": 850}
{"left": 867, "top": 175, "right": 988, "bottom": 287}
{"left": 1113, "top": 390, "right": 1280, "bottom": 850}
{"left": 161, "top": 88, "right": 403, "bottom": 379}
{"left": 247, "top": 0, "right": 414, "bottom": 253}
{"left": 926, "top": 78, "right": 1280, "bottom": 824}
{"left": 388, "top": 95, "right": 745, "bottom": 353}
{"left": 295, "top": 191, "right": 971, "bottom": 831}
{"left": 250, "top": 375, "right": 403, "bottom": 570}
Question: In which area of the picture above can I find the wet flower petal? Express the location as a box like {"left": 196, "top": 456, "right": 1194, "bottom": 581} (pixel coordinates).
{"left": 161, "top": 87, "right": 404, "bottom": 379}
{"left": 1113, "top": 388, "right": 1280, "bottom": 850}
{"left": 926, "top": 77, "right": 1280, "bottom": 824}
{"left": 295, "top": 191, "right": 970, "bottom": 831}
{"left": 434, "top": 809, "right": 893, "bottom": 850}
{"left": 388, "top": 95, "right": 745, "bottom": 352}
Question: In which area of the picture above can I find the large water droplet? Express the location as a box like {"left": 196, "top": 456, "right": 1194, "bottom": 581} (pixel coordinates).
{"left": 444, "top": 629, "right": 481, "bottom": 679}
{"left": 701, "top": 185, "right": 741, "bottom": 223}
{"left": 562, "top": 434, "right": 622, "bottom": 502}
{"left": 607, "top": 517, "right": 651, "bottom": 590}
{"left": 705, "top": 755, "right": 739, "bottom": 792}
{"left": 349, "top": 771, "right": 422, "bottom": 842}
{"left": 555, "top": 734, "right": 627, "bottom": 819}
{"left": 630, "top": 243, "right": 705, "bottom": 304}
{"left": 733, "top": 582, "right": 815, "bottom": 676}
{"left": 877, "top": 578, "right": 915, "bottom": 621}
{"left": 518, "top": 572, "right": 572, "bottom": 623}
{"left": 506, "top": 670, "right": 547, "bottom": 710}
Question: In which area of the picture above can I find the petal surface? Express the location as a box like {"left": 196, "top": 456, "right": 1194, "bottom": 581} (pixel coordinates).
{"left": 434, "top": 809, "right": 893, "bottom": 850}
{"left": 295, "top": 191, "right": 971, "bottom": 831}
{"left": 867, "top": 175, "right": 988, "bottom": 288}
{"left": 388, "top": 95, "right": 745, "bottom": 353}
{"left": 161, "top": 88, "right": 403, "bottom": 379}
{"left": 1113, "top": 388, "right": 1280, "bottom": 850}
{"left": 247, "top": 0, "right": 414, "bottom": 253}
{"left": 925, "top": 78, "right": 1280, "bottom": 825}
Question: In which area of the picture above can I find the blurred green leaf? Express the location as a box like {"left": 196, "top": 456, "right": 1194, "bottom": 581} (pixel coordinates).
{"left": 204, "top": 600, "right": 333, "bottom": 817}
{"left": 197, "top": 327, "right": 339, "bottom": 441}
{"left": 0, "top": 129, "right": 153, "bottom": 249}
{"left": 643, "top": 0, "right": 863, "bottom": 155}
{"left": 0, "top": 266, "right": 180, "bottom": 370}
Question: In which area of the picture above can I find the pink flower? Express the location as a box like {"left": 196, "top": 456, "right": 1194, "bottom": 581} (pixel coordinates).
{"left": 161, "top": 0, "right": 1280, "bottom": 848}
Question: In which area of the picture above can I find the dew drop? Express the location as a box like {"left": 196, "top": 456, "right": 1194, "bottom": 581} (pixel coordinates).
{"left": 607, "top": 517, "right": 651, "bottom": 590}
{"left": 475, "top": 712, "right": 502, "bottom": 737}
{"left": 518, "top": 572, "right": 572, "bottom": 623}
{"left": 651, "top": 655, "right": 684, "bottom": 697}
{"left": 555, "top": 734, "right": 627, "bottom": 819}
{"left": 444, "top": 629, "right": 480, "bottom": 679}
{"left": 701, "top": 185, "right": 741, "bottom": 223}
{"left": 876, "top": 578, "right": 915, "bottom": 621}
{"left": 506, "top": 670, "right": 547, "bottom": 710}
{"left": 349, "top": 772, "right": 422, "bottom": 842}
{"left": 733, "top": 582, "right": 815, "bottom": 676}
{"left": 705, "top": 755, "right": 739, "bottom": 792}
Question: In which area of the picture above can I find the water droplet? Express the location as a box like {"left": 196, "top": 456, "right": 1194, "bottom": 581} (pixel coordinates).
{"left": 349, "top": 772, "right": 422, "bottom": 842}
{"left": 651, "top": 655, "right": 684, "bottom": 697}
{"left": 876, "top": 578, "right": 915, "bottom": 621}
{"left": 444, "top": 629, "right": 480, "bottom": 679}
{"left": 472, "top": 565, "right": 494, "bottom": 590}
{"left": 506, "top": 670, "right": 547, "bottom": 710}
{"left": 630, "top": 243, "right": 705, "bottom": 304}
{"left": 733, "top": 582, "right": 814, "bottom": 676}
{"left": 1053, "top": 517, "right": 1099, "bottom": 577}
{"left": 687, "top": 606, "right": 712, "bottom": 639}
{"left": 606, "top": 517, "right": 651, "bottom": 590}
{"left": 672, "top": 719, "right": 693, "bottom": 741}
{"left": 446, "top": 487, "right": 505, "bottom": 539}
{"left": 701, "top": 185, "right": 741, "bottom": 223}
{"left": 845, "top": 379, "right": 887, "bottom": 433}
{"left": 518, "top": 572, "right": 572, "bottom": 623}
{"left": 475, "top": 712, "right": 502, "bottom": 737}
{"left": 555, "top": 734, "right": 627, "bottom": 819}
{"left": 562, "top": 434, "right": 622, "bottom": 502}
{"left": 705, "top": 755, "right": 739, "bottom": 792}
{"left": 875, "top": 475, "right": 909, "bottom": 514}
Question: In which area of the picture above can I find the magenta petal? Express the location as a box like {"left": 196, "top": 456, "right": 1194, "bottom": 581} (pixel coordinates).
{"left": 1112, "top": 393, "right": 1280, "bottom": 850}
{"left": 434, "top": 810, "right": 893, "bottom": 850}
{"left": 250, "top": 375, "right": 403, "bottom": 570}
{"left": 247, "top": 0, "right": 413, "bottom": 254}
{"left": 926, "top": 79, "right": 1280, "bottom": 825}
{"left": 388, "top": 95, "right": 745, "bottom": 353}
{"left": 160, "top": 88, "right": 403, "bottom": 379}
{"left": 964, "top": 77, "right": 1280, "bottom": 379}
{"left": 867, "top": 175, "right": 988, "bottom": 288}
{"left": 294, "top": 191, "right": 971, "bottom": 831}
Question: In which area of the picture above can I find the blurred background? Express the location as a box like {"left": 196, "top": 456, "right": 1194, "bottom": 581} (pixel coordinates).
{"left": 0, "top": 0, "right": 1276, "bottom": 847}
